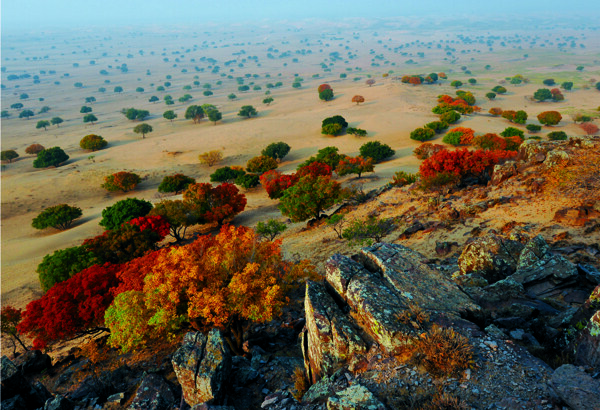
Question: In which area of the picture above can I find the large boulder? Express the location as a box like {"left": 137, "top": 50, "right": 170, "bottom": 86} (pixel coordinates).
{"left": 550, "top": 364, "right": 600, "bottom": 410}
{"left": 1, "top": 355, "right": 51, "bottom": 408}
{"left": 129, "top": 373, "right": 175, "bottom": 410}
{"left": 44, "top": 395, "right": 75, "bottom": 410}
{"left": 13, "top": 349, "right": 52, "bottom": 375}
{"left": 172, "top": 330, "right": 232, "bottom": 407}
{"left": 326, "top": 384, "right": 386, "bottom": 410}
{"left": 302, "top": 281, "right": 367, "bottom": 384}
{"left": 458, "top": 234, "right": 524, "bottom": 283}
{"left": 491, "top": 162, "right": 517, "bottom": 186}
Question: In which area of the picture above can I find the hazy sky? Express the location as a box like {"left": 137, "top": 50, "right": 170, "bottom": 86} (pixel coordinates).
{"left": 2, "top": 0, "right": 600, "bottom": 31}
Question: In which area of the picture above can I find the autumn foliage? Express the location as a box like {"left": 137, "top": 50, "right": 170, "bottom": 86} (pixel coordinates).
{"left": 352, "top": 95, "right": 365, "bottom": 105}
{"left": 537, "top": 111, "right": 562, "bottom": 126}
{"left": 183, "top": 182, "right": 247, "bottom": 224}
{"left": 336, "top": 156, "right": 374, "bottom": 178}
{"left": 102, "top": 171, "right": 141, "bottom": 192}
{"left": 579, "top": 122, "right": 599, "bottom": 135}
{"left": 279, "top": 175, "right": 346, "bottom": 222}
{"left": 414, "top": 143, "right": 445, "bottom": 160}
{"left": 442, "top": 127, "right": 475, "bottom": 146}
{"left": 317, "top": 84, "right": 331, "bottom": 93}
{"left": 260, "top": 170, "right": 299, "bottom": 199}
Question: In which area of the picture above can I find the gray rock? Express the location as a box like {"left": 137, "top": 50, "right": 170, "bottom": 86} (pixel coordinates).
{"left": 483, "top": 277, "right": 526, "bottom": 303}
{"left": 326, "top": 384, "right": 386, "bottom": 410}
{"left": 129, "top": 373, "right": 174, "bottom": 410}
{"left": 458, "top": 235, "right": 524, "bottom": 283}
{"left": 13, "top": 349, "right": 52, "bottom": 375}
{"left": 106, "top": 392, "right": 125, "bottom": 404}
{"left": 1, "top": 355, "right": 50, "bottom": 408}
{"left": 44, "top": 395, "right": 75, "bottom": 410}
{"left": 550, "top": 364, "right": 600, "bottom": 410}
{"left": 172, "top": 330, "right": 232, "bottom": 407}
{"left": 302, "top": 281, "right": 367, "bottom": 384}
{"left": 1, "top": 395, "right": 27, "bottom": 410}
{"left": 302, "top": 371, "right": 338, "bottom": 404}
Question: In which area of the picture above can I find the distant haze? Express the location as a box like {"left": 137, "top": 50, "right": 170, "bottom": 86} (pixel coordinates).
{"left": 2, "top": 0, "right": 600, "bottom": 32}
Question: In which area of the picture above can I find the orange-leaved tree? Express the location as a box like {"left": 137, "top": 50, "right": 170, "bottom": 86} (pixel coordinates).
{"left": 352, "top": 95, "right": 365, "bottom": 105}
{"left": 108, "top": 225, "right": 317, "bottom": 354}
{"left": 336, "top": 156, "right": 374, "bottom": 178}
{"left": 183, "top": 182, "right": 246, "bottom": 225}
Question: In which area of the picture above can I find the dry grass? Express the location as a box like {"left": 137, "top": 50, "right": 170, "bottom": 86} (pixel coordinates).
{"left": 415, "top": 325, "right": 474, "bottom": 378}
{"left": 291, "top": 366, "right": 309, "bottom": 401}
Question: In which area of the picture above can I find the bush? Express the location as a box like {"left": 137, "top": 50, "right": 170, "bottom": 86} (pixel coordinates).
{"left": 439, "top": 111, "right": 461, "bottom": 124}
{"left": 537, "top": 111, "right": 562, "bottom": 126}
{"left": 256, "top": 219, "right": 287, "bottom": 240}
{"left": 25, "top": 144, "right": 45, "bottom": 155}
{"left": 322, "top": 115, "right": 348, "bottom": 128}
{"left": 32, "top": 204, "right": 82, "bottom": 231}
{"left": 79, "top": 134, "right": 107, "bottom": 151}
{"left": 183, "top": 182, "right": 246, "bottom": 224}
{"left": 414, "top": 143, "right": 445, "bottom": 160}
{"left": 342, "top": 216, "right": 394, "bottom": 246}
{"left": 359, "top": 141, "right": 395, "bottom": 163}
{"left": 346, "top": 127, "right": 367, "bottom": 137}
{"left": 547, "top": 131, "right": 568, "bottom": 141}
{"left": 410, "top": 127, "right": 435, "bottom": 142}
{"left": 489, "top": 107, "right": 503, "bottom": 116}
{"left": 319, "top": 89, "right": 334, "bottom": 101}
{"left": 533, "top": 88, "right": 553, "bottom": 102}
{"left": 501, "top": 110, "right": 527, "bottom": 124}
{"left": 246, "top": 155, "right": 278, "bottom": 174}
{"left": 492, "top": 85, "right": 507, "bottom": 94}
{"left": 158, "top": 173, "right": 195, "bottom": 194}
{"left": 424, "top": 121, "right": 449, "bottom": 133}
{"left": 84, "top": 224, "right": 162, "bottom": 264}
{"left": 417, "top": 325, "right": 474, "bottom": 377}
{"left": 336, "top": 156, "right": 374, "bottom": 178}
{"left": 33, "top": 147, "right": 69, "bottom": 168}
{"left": 579, "top": 122, "right": 599, "bottom": 135}
{"left": 198, "top": 150, "right": 223, "bottom": 167}
{"left": 102, "top": 171, "right": 141, "bottom": 192}
{"left": 526, "top": 124, "right": 542, "bottom": 133}
{"left": 37, "top": 246, "right": 97, "bottom": 292}
{"left": 210, "top": 166, "right": 246, "bottom": 183}
{"left": 442, "top": 131, "right": 463, "bottom": 146}
{"left": 1, "top": 150, "right": 19, "bottom": 163}
{"left": 473, "top": 133, "right": 507, "bottom": 150}
{"left": 279, "top": 175, "right": 345, "bottom": 222}
{"left": 235, "top": 173, "right": 260, "bottom": 189}
{"left": 99, "top": 198, "right": 153, "bottom": 230}
{"left": 262, "top": 142, "right": 291, "bottom": 161}
{"left": 486, "top": 92, "right": 496, "bottom": 100}
{"left": 322, "top": 123, "right": 343, "bottom": 136}
{"left": 391, "top": 171, "right": 418, "bottom": 187}
{"left": 500, "top": 127, "right": 524, "bottom": 138}
{"left": 260, "top": 170, "right": 299, "bottom": 199}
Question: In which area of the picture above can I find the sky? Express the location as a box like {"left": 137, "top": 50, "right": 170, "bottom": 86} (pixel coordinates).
{"left": 2, "top": 0, "right": 600, "bottom": 32}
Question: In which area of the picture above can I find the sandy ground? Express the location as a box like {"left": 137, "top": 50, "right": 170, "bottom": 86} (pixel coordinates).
{"left": 2, "top": 22, "right": 600, "bottom": 310}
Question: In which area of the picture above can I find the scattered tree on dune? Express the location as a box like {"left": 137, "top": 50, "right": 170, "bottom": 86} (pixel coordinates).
{"left": 246, "top": 155, "right": 278, "bottom": 174}
{"left": 210, "top": 166, "right": 246, "bottom": 183}
{"left": 80, "top": 106, "right": 92, "bottom": 114}
{"left": 336, "top": 156, "right": 374, "bottom": 178}
{"left": 51, "top": 117, "right": 64, "bottom": 127}
{"left": 25, "top": 144, "right": 45, "bottom": 155}
{"left": 80, "top": 134, "right": 107, "bottom": 151}
{"left": 33, "top": 147, "right": 69, "bottom": 168}
{"left": 489, "top": 107, "right": 503, "bottom": 116}
{"left": 83, "top": 114, "right": 98, "bottom": 124}
{"left": 123, "top": 108, "right": 149, "bottom": 121}
{"left": 158, "top": 173, "right": 196, "bottom": 194}
{"left": 366, "top": 79, "right": 376, "bottom": 87}
{"left": 163, "top": 110, "right": 177, "bottom": 122}
{"left": 19, "top": 109, "right": 35, "bottom": 119}
{"left": 238, "top": 105, "right": 258, "bottom": 118}
{"left": 319, "top": 88, "right": 334, "bottom": 101}
{"left": 36, "top": 120, "right": 50, "bottom": 130}
{"left": 260, "top": 170, "right": 299, "bottom": 199}
{"left": 533, "top": 88, "right": 553, "bottom": 102}
{"left": 410, "top": 127, "right": 435, "bottom": 142}
{"left": 32, "top": 204, "right": 83, "bottom": 231}
{"left": 101, "top": 171, "right": 142, "bottom": 192}
{"left": 198, "top": 150, "right": 223, "bottom": 167}
{"left": 262, "top": 142, "right": 291, "bottom": 162}
{"left": 352, "top": 95, "right": 365, "bottom": 105}
{"left": 317, "top": 84, "right": 331, "bottom": 93}
{"left": 1, "top": 150, "right": 19, "bottom": 163}
{"left": 537, "top": 111, "right": 562, "bottom": 126}
{"left": 207, "top": 108, "right": 222, "bottom": 124}
{"left": 263, "top": 97, "right": 274, "bottom": 105}
{"left": 133, "top": 123, "right": 153, "bottom": 138}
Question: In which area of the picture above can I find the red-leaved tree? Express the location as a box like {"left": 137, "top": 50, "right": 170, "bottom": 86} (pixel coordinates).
{"left": 579, "top": 122, "right": 599, "bottom": 135}
{"left": 183, "top": 182, "right": 246, "bottom": 224}
{"left": 296, "top": 161, "right": 332, "bottom": 178}
{"left": 317, "top": 84, "right": 331, "bottom": 93}
{"left": 336, "top": 156, "right": 374, "bottom": 178}
{"left": 260, "top": 170, "right": 299, "bottom": 200}
{"left": 127, "top": 215, "right": 170, "bottom": 240}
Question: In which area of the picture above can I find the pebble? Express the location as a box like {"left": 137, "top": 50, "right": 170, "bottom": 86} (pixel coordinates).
{"left": 484, "top": 341, "right": 498, "bottom": 350}
{"left": 261, "top": 397, "right": 278, "bottom": 408}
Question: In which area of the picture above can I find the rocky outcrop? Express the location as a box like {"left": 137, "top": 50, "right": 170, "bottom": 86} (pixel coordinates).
{"left": 129, "top": 373, "right": 175, "bottom": 410}
{"left": 550, "top": 364, "right": 600, "bottom": 410}
{"left": 491, "top": 162, "right": 517, "bottom": 186}
{"left": 1, "top": 355, "right": 51, "bottom": 409}
{"left": 13, "top": 350, "right": 52, "bottom": 375}
{"left": 458, "top": 234, "right": 524, "bottom": 283}
{"left": 44, "top": 395, "right": 75, "bottom": 410}
{"left": 326, "top": 384, "right": 386, "bottom": 410}
{"left": 172, "top": 330, "right": 232, "bottom": 407}
{"left": 302, "top": 281, "right": 367, "bottom": 384}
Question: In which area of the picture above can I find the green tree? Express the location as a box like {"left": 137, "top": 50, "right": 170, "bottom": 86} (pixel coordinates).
{"left": 149, "top": 96, "right": 159, "bottom": 103}
{"left": 440, "top": 111, "right": 461, "bottom": 124}
{"left": 262, "top": 142, "right": 291, "bottom": 161}
{"left": 19, "top": 109, "right": 35, "bottom": 119}
{"left": 547, "top": 131, "right": 568, "bottom": 141}
{"left": 1, "top": 150, "right": 19, "bottom": 163}
{"left": 279, "top": 175, "right": 345, "bottom": 222}
{"left": 36, "top": 246, "right": 97, "bottom": 292}
{"left": 342, "top": 216, "right": 394, "bottom": 246}
{"left": 102, "top": 172, "right": 142, "bottom": 192}
{"left": 246, "top": 155, "right": 278, "bottom": 174}
{"left": 410, "top": 127, "right": 435, "bottom": 142}
{"left": 80, "top": 134, "right": 108, "bottom": 150}
{"left": 450, "top": 80, "right": 463, "bottom": 88}
{"left": 99, "top": 198, "right": 153, "bottom": 230}
{"left": 322, "top": 123, "right": 343, "bottom": 136}
{"left": 1, "top": 111, "right": 10, "bottom": 118}
{"left": 133, "top": 123, "right": 153, "bottom": 138}
{"left": 526, "top": 124, "right": 542, "bottom": 133}
{"left": 51, "top": 117, "right": 64, "bottom": 127}
{"left": 359, "top": 141, "right": 395, "bottom": 163}
{"left": 235, "top": 173, "right": 260, "bottom": 189}
{"left": 149, "top": 200, "right": 199, "bottom": 241}
{"left": 263, "top": 97, "right": 274, "bottom": 105}
{"left": 39, "top": 106, "right": 51, "bottom": 114}
{"left": 319, "top": 88, "right": 334, "bottom": 101}
{"left": 36, "top": 120, "right": 50, "bottom": 130}
{"left": 80, "top": 106, "right": 92, "bottom": 114}
{"left": 533, "top": 88, "right": 553, "bottom": 102}
{"left": 207, "top": 108, "right": 222, "bottom": 124}
{"left": 210, "top": 167, "right": 246, "bottom": 183}
{"left": 33, "top": 147, "right": 69, "bottom": 168}
{"left": 123, "top": 108, "right": 149, "bottom": 121}
{"left": 184, "top": 105, "right": 204, "bottom": 123}
{"left": 492, "top": 86, "right": 507, "bottom": 94}
{"left": 83, "top": 114, "right": 98, "bottom": 124}
{"left": 256, "top": 219, "right": 287, "bottom": 240}
{"left": 238, "top": 105, "right": 257, "bottom": 118}
{"left": 163, "top": 110, "right": 177, "bottom": 122}
{"left": 114, "top": 86, "right": 123, "bottom": 93}
{"left": 158, "top": 173, "right": 196, "bottom": 194}
{"left": 11, "top": 102, "right": 24, "bottom": 110}
{"left": 32, "top": 204, "right": 82, "bottom": 231}
{"left": 561, "top": 82, "right": 573, "bottom": 91}
{"left": 486, "top": 92, "right": 496, "bottom": 100}
{"left": 500, "top": 127, "right": 524, "bottom": 138}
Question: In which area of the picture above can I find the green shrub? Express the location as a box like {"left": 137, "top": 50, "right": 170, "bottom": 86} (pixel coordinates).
{"left": 500, "top": 127, "right": 524, "bottom": 138}
{"left": 322, "top": 123, "right": 343, "bottom": 136}
{"left": 210, "top": 166, "right": 246, "bottom": 183}
{"left": 102, "top": 171, "right": 141, "bottom": 192}
{"left": 424, "top": 121, "right": 449, "bottom": 133}
{"left": 347, "top": 127, "right": 367, "bottom": 137}
{"left": 79, "top": 134, "right": 107, "bottom": 151}
{"left": 235, "top": 173, "right": 260, "bottom": 189}
{"left": 439, "top": 111, "right": 461, "bottom": 124}
{"left": 37, "top": 246, "right": 97, "bottom": 292}
{"left": 442, "top": 131, "right": 463, "bottom": 146}
{"left": 547, "top": 131, "right": 568, "bottom": 141}
{"left": 359, "top": 141, "right": 395, "bottom": 163}
{"left": 255, "top": 219, "right": 287, "bottom": 240}
{"left": 526, "top": 124, "right": 542, "bottom": 133}
{"left": 342, "top": 216, "right": 394, "bottom": 246}
{"left": 33, "top": 147, "right": 69, "bottom": 168}
{"left": 246, "top": 155, "right": 278, "bottom": 174}
{"left": 32, "top": 204, "right": 82, "bottom": 231}
{"left": 158, "top": 174, "right": 195, "bottom": 194}
{"left": 99, "top": 198, "right": 153, "bottom": 230}
{"left": 322, "top": 115, "right": 348, "bottom": 128}
{"left": 410, "top": 127, "right": 435, "bottom": 142}
{"left": 391, "top": 171, "right": 418, "bottom": 187}
{"left": 262, "top": 142, "right": 291, "bottom": 161}
{"left": 1, "top": 150, "right": 19, "bottom": 163}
